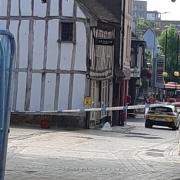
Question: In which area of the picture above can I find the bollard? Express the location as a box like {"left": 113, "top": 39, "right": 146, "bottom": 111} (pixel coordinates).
{"left": 0, "top": 30, "right": 15, "bottom": 180}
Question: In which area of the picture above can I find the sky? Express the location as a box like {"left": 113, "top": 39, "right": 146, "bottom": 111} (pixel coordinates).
{"left": 147, "top": 0, "right": 180, "bottom": 20}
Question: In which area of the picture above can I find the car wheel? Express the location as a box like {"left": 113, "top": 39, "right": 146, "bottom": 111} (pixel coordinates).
{"left": 145, "top": 120, "right": 152, "bottom": 128}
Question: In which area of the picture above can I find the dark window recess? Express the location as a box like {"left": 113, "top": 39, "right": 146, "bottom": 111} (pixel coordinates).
{"left": 41, "top": 0, "right": 47, "bottom": 3}
{"left": 61, "top": 22, "right": 73, "bottom": 42}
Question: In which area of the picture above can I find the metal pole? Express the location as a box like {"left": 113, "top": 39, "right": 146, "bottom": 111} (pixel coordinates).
{"left": 165, "top": 30, "right": 168, "bottom": 72}
{"left": 177, "top": 34, "right": 179, "bottom": 66}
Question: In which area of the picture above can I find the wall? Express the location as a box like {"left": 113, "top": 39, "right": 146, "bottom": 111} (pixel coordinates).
{"left": 0, "top": 0, "right": 88, "bottom": 112}
{"left": 123, "top": 0, "right": 133, "bottom": 79}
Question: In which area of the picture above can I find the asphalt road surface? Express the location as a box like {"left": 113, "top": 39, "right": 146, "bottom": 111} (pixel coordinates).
{"left": 5, "top": 116, "right": 180, "bottom": 180}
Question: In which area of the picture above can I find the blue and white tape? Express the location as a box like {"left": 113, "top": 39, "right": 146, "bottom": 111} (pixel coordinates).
{"left": 13, "top": 102, "right": 180, "bottom": 115}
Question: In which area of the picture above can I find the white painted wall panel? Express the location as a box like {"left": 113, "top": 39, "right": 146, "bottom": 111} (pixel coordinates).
{"left": 0, "top": 21, "right": 6, "bottom": 29}
{"left": 46, "top": 20, "right": 58, "bottom": 69}
{"left": 9, "top": 21, "right": 18, "bottom": 42}
{"left": 20, "top": 0, "right": 32, "bottom": 16}
{"left": 44, "top": 74, "right": 56, "bottom": 111}
{"left": 76, "top": 5, "right": 86, "bottom": 19}
{"left": 58, "top": 74, "right": 70, "bottom": 110}
{"left": 9, "top": 21, "right": 18, "bottom": 68}
{"left": 0, "top": 0, "right": 7, "bottom": 16}
{"left": 60, "top": 43, "right": 73, "bottom": 70}
{"left": 33, "top": 21, "right": 45, "bottom": 69}
{"left": 16, "top": 72, "right": 27, "bottom": 111}
{"left": 10, "top": 0, "right": 19, "bottom": 16}
{"left": 72, "top": 74, "right": 86, "bottom": 109}
{"left": 30, "top": 74, "right": 41, "bottom": 111}
{"left": 34, "top": 0, "right": 47, "bottom": 17}
{"left": 62, "top": 0, "right": 74, "bottom": 17}
{"left": 50, "top": 0, "right": 59, "bottom": 16}
{"left": 19, "top": 21, "right": 29, "bottom": 68}
{"left": 74, "top": 22, "right": 86, "bottom": 71}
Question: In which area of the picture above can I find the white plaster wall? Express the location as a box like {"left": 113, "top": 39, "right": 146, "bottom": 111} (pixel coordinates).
{"left": 20, "top": 0, "right": 32, "bottom": 16}
{"left": 3, "top": 0, "right": 88, "bottom": 112}
{"left": 58, "top": 74, "right": 70, "bottom": 110}
{"left": 10, "top": 0, "right": 19, "bottom": 16}
{"left": 74, "top": 22, "right": 86, "bottom": 71}
{"left": 60, "top": 43, "right": 73, "bottom": 70}
{"left": 46, "top": 20, "right": 59, "bottom": 69}
{"left": 34, "top": 0, "right": 47, "bottom": 17}
{"left": 30, "top": 74, "right": 41, "bottom": 111}
{"left": 62, "top": 0, "right": 74, "bottom": 17}
{"left": 72, "top": 74, "right": 86, "bottom": 109}
{"left": 33, "top": 20, "right": 45, "bottom": 69}
{"left": 9, "top": 21, "right": 18, "bottom": 40}
{"left": 44, "top": 74, "right": 56, "bottom": 111}
{"left": 9, "top": 21, "right": 18, "bottom": 68}
{"left": 0, "top": 0, "right": 7, "bottom": 16}
{"left": 76, "top": 5, "right": 86, "bottom": 19}
{"left": 19, "top": 21, "right": 29, "bottom": 68}
{"left": 50, "top": 0, "right": 59, "bottom": 16}
{"left": 16, "top": 72, "right": 27, "bottom": 111}
{"left": 0, "top": 21, "right": 6, "bottom": 29}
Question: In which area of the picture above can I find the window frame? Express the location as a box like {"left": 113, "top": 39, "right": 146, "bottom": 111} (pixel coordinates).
{"left": 60, "top": 21, "right": 75, "bottom": 43}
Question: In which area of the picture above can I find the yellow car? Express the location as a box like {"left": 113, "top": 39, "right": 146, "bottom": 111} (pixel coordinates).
{"left": 145, "top": 104, "right": 180, "bottom": 130}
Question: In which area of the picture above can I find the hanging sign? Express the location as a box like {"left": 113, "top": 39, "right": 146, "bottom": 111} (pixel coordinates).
{"left": 94, "top": 38, "right": 114, "bottom": 46}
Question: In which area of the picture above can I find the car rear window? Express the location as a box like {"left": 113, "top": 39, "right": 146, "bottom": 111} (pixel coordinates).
{"left": 149, "top": 106, "right": 173, "bottom": 113}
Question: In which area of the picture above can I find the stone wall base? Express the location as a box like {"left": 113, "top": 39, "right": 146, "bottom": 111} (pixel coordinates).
{"left": 10, "top": 112, "right": 87, "bottom": 129}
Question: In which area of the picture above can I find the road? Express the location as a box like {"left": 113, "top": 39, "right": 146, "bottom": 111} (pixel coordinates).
{"left": 5, "top": 116, "right": 180, "bottom": 180}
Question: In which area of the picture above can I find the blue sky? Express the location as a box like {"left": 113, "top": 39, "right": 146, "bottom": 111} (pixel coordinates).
{"left": 147, "top": 0, "right": 180, "bottom": 20}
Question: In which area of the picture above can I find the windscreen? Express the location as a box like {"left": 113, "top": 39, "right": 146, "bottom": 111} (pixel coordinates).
{"left": 149, "top": 106, "right": 173, "bottom": 113}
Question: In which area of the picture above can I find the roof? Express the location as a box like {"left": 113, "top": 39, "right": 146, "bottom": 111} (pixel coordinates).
{"left": 76, "top": 0, "right": 120, "bottom": 24}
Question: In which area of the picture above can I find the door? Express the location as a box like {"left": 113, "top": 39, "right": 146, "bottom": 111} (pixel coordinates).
{"left": 101, "top": 80, "right": 109, "bottom": 118}
{"left": 90, "top": 80, "right": 101, "bottom": 127}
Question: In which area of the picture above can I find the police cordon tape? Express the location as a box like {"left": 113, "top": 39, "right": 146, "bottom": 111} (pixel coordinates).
{"left": 13, "top": 102, "right": 180, "bottom": 115}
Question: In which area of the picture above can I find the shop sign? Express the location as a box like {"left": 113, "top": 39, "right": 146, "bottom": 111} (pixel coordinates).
{"left": 94, "top": 38, "right": 114, "bottom": 46}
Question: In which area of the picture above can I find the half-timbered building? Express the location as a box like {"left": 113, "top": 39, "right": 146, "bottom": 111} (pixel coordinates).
{"left": 0, "top": 0, "right": 133, "bottom": 128}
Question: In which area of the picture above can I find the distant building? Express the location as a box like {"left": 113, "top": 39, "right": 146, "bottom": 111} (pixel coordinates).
{"left": 147, "top": 11, "right": 160, "bottom": 21}
{"left": 133, "top": 0, "right": 147, "bottom": 20}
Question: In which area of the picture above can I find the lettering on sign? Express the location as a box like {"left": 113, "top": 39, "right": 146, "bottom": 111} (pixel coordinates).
{"left": 94, "top": 38, "right": 114, "bottom": 46}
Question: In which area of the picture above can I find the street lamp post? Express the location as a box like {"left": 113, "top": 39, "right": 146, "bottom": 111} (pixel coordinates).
{"left": 177, "top": 33, "right": 179, "bottom": 66}
{"left": 165, "top": 29, "right": 168, "bottom": 72}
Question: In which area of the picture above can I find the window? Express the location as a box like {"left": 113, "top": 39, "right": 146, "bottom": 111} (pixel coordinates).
{"left": 61, "top": 22, "right": 74, "bottom": 42}
{"left": 149, "top": 106, "right": 173, "bottom": 113}
{"left": 41, "top": 0, "right": 47, "bottom": 3}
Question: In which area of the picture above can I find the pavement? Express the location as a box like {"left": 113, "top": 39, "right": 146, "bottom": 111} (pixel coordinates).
{"left": 4, "top": 116, "right": 180, "bottom": 180}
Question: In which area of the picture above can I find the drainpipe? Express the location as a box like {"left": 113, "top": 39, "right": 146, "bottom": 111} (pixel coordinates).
{"left": 119, "top": 0, "right": 126, "bottom": 126}
{"left": 120, "top": 0, "right": 125, "bottom": 70}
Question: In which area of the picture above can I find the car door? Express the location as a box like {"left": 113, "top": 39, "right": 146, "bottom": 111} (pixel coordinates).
{"left": 174, "top": 107, "right": 180, "bottom": 127}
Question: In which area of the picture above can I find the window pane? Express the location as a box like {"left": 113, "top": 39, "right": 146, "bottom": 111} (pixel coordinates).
{"left": 61, "top": 22, "right": 73, "bottom": 42}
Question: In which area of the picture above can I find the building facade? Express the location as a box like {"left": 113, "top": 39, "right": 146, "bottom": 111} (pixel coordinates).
{"left": 0, "top": 0, "right": 90, "bottom": 128}
{"left": 0, "top": 0, "right": 133, "bottom": 128}
{"left": 133, "top": 0, "right": 147, "bottom": 20}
